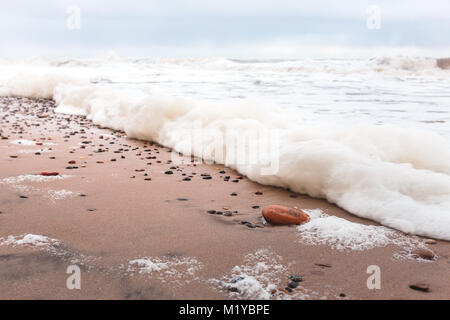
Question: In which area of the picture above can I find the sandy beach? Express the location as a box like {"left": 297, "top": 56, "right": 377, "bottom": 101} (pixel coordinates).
{"left": 0, "top": 96, "right": 449, "bottom": 300}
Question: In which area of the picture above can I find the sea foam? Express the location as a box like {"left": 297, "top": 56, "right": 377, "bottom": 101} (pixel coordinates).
{"left": 4, "top": 71, "right": 450, "bottom": 240}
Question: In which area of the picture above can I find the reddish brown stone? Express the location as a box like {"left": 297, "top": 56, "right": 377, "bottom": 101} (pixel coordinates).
{"left": 262, "top": 205, "right": 309, "bottom": 225}
{"left": 40, "top": 172, "right": 59, "bottom": 176}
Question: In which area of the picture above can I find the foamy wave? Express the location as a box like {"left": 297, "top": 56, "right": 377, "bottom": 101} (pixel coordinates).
{"left": 4, "top": 72, "right": 450, "bottom": 240}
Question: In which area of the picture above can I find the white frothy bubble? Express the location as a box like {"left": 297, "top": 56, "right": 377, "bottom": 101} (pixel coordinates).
{"left": 297, "top": 209, "right": 434, "bottom": 261}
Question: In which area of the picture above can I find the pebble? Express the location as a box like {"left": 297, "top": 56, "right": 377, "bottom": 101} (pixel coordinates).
{"left": 315, "top": 263, "right": 332, "bottom": 268}
{"left": 409, "top": 283, "right": 430, "bottom": 292}
{"left": 87, "top": 208, "right": 96, "bottom": 212}
{"left": 425, "top": 239, "right": 437, "bottom": 245}
{"left": 289, "top": 275, "right": 303, "bottom": 282}
{"left": 164, "top": 171, "right": 173, "bottom": 175}
{"left": 231, "top": 192, "right": 238, "bottom": 196}
{"left": 223, "top": 211, "right": 233, "bottom": 216}
{"left": 252, "top": 205, "right": 260, "bottom": 209}
{"left": 40, "top": 172, "right": 59, "bottom": 176}
{"left": 19, "top": 195, "right": 28, "bottom": 199}
{"left": 176, "top": 198, "right": 189, "bottom": 201}
{"left": 255, "top": 191, "right": 263, "bottom": 195}
{"left": 412, "top": 249, "right": 435, "bottom": 260}
{"left": 182, "top": 177, "right": 191, "bottom": 181}
{"left": 262, "top": 205, "right": 310, "bottom": 225}
{"left": 207, "top": 210, "right": 216, "bottom": 214}
{"left": 202, "top": 176, "right": 212, "bottom": 180}
{"left": 241, "top": 221, "right": 256, "bottom": 228}
{"left": 288, "top": 281, "right": 299, "bottom": 289}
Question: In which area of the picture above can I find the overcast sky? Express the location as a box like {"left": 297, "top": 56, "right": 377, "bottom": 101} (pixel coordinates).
{"left": 1, "top": 0, "right": 449, "bottom": 58}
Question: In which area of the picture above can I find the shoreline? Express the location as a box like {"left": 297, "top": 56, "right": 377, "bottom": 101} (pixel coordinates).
{"left": 0, "top": 96, "right": 449, "bottom": 299}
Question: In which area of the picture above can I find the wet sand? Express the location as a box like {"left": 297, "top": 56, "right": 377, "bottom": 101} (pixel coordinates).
{"left": 0, "top": 96, "right": 449, "bottom": 300}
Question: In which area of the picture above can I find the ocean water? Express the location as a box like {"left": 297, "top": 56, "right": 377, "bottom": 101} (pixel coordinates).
{"left": 1, "top": 56, "right": 450, "bottom": 240}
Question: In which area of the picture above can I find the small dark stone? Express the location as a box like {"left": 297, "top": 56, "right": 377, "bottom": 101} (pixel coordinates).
{"left": 87, "top": 208, "right": 96, "bottom": 212}
{"left": 219, "top": 170, "right": 226, "bottom": 174}
{"left": 288, "top": 281, "right": 298, "bottom": 289}
{"left": 176, "top": 198, "right": 189, "bottom": 201}
{"left": 289, "top": 275, "right": 303, "bottom": 282}
{"left": 285, "top": 287, "right": 293, "bottom": 293}
{"left": 215, "top": 211, "right": 223, "bottom": 215}
{"left": 202, "top": 176, "right": 212, "bottom": 180}
{"left": 19, "top": 195, "right": 28, "bottom": 199}
{"left": 182, "top": 177, "right": 191, "bottom": 181}
{"left": 339, "top": 293, "right": 346, "bottom": 297}
{"left": 231, "top": 192, "right": 238, "bottom": 196}
{"left": 255, "top": 191, "right": 263, "bottom": 195}
{"left": 232, "top": 179, "right": 239, "bottom": 183}
{"left": 252, "top": 205, "right": 260, "bottom": 209}
{"left": 409, "top": 283, "right": 430, "bottom": 292}
{"left": 207, "top": 210, "right": 216, "bottom": 214}
{"left": 164, "top": 170, "right": 173, "bottom": 175}
{"left": 79, "top": 194, "right": 87, "bottom": 197}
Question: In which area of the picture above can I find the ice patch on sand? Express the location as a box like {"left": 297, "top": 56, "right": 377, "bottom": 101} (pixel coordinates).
{"left": 1, "top": 174, "right": 69, "bottom": 184}
{"left": 47, "top": 189, "right": 76, "bottom": 202}
{"left": 209, "top": 248, "right": 318, "bottom": 300}
{"left": 297, "top": 209, "right": 433, "bottom": 260}
{"left": 17, "top": 148, "right": 53, "bottom": 154}
{"left": 0, "top": 234, "right": 95, "bottom": 266}
{"left": 10, "top": 139, "right": 55, "bottom": 146}
{"left": 127, "top": 256, "right": 203, "bottom": 284}
{"left": 0, "top": 234, "right": 59, "bottom": 247}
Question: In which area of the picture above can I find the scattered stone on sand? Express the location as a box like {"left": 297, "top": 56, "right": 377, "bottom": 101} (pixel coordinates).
{"left": 252, "top": 205, "right": 259, "bottom": 209}
{"left": 231, "top": 192, "right": 238, "bottom": 196}
{"left": 19, "top": 195, "right": 28, "bottom": 199}
{"left": 412, "top": 248, "right": 435, "bottom": 260}
{"left": 68, "top": 160, "right": 76, "bottom": 164}
{"left": 261, "top": 205, "right": 309, "bottom": 225}
{"left": 87, "top": 208, "right": 96, "bottom": 212}
{"left": 288, "top": 281, "right": 299, "bottom": 289}
{"left": 9, "top": 155, "right": 18, "bottom": 158}
{"left": 409, "top": 282, "right": 430, "bottom": 292}
{"left": 255, "top": 191, "right": 263, "bottom": 195}
{"left": 164, "top": 170, "right": 173, "bottom": 175}
{"left": 182, "top": 177, "right": 191, "bottom": 181}
{"left": 207, "top": 210, "right": 216, "bottom": 214}
{"left": 176, "top": 198, "right": 188, "bottom": 201}
{"left": 223, "top": 211, "right": 233, "bottom": 216}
